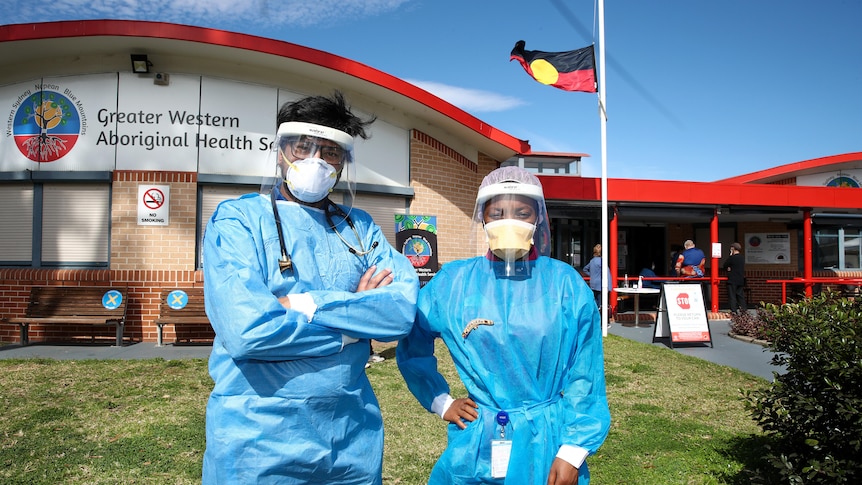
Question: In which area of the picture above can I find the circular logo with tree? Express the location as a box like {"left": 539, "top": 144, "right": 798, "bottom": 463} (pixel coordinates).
{"left": 825, "top": 175, "right": 860, "bottom": 188}
{"left": 402, "top": 235, "right": 433, "bottom": 268}
{"left": 12, "top": 90, "right": 81, "bottom": 162}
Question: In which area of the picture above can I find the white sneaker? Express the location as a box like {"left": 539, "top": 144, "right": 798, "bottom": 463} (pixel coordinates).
{"left": 368, "top": 353, "right": 385, "bottom": 363}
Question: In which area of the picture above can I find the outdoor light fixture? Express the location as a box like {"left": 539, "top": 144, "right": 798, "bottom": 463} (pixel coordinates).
{"left": 130, "top": 54, "right": 151, "bottom": 74}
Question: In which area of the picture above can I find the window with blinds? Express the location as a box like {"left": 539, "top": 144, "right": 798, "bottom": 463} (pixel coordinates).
{"left": 41, "top": 183, "right": 110, "bottom": 265}
{"left": 0, "top": 185, "right": 34, "bottom": 264}
{"left": 199, "top": 185, "right": 256, "bottom": 267}
{"left": 352, "top": 193, "right": 408, "bottom": 245}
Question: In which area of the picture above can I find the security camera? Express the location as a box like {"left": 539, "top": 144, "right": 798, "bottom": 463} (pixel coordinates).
{"left": 154, "top": 72, "right": 170, "bottom": 86}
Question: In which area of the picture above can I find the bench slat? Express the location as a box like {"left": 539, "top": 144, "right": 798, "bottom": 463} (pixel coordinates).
{"left": 10, "top": 317, "right": 123, "bottom": 325}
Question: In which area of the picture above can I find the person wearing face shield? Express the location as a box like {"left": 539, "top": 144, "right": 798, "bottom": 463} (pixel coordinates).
{"left": 396, "top": 166, "right": 610, "bottom": 485}
{"left": 201, "top": 91, "right": 419, "bottom": 484}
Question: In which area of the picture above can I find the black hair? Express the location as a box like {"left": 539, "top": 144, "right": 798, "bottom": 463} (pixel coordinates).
{"left": 276, "top": 91, "right": 375, "bottom": 139}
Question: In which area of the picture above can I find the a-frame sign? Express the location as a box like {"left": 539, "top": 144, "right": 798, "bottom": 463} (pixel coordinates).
{"left": 654, "top": 283, "right": 713, "bottom": 348}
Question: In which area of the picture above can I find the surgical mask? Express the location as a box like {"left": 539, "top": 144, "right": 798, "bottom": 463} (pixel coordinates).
{"left": 283, "top": 158, "right": 338, "bottom": 203}
{"left": 484, "top": 219, "right": 536, "bottom": 262}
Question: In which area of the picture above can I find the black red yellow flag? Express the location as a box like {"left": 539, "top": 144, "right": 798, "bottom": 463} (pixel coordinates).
{"left": 510, "top": 41, "right": 597, "bottom": 93}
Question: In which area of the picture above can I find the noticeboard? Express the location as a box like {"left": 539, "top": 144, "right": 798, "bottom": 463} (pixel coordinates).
{"left": 654, "top": 283, "right": 713, "bottom": 348}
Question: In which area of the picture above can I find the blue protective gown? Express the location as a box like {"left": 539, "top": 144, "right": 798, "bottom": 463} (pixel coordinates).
{"left": 202, "top": 192, "right": 418, "bottom": 484}
{"left": 397, "top": 255, "right": 610, "bottom": 484}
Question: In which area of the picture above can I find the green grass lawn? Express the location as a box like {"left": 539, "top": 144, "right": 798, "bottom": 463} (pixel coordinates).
{"left": 0, "top": 335, "right": 769, "bottom": 484}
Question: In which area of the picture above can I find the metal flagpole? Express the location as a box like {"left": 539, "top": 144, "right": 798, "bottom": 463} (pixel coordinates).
{"left": 598, "top": 0, "right": 609, "bottom": 337}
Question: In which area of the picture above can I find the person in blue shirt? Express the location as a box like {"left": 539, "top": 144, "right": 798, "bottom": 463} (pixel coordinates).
{"left": 202, "top": 92, "right": 419, "bottom": 484}
{"left": 583, "top": 243, "right": 612, "bottom": 308}
{"left": 675, "top": 239, "right": 706, "bottom": 277}
{"left": 638, "top": 262, "right": 661, "bottom": 289}
{"left": 397, "top": 166, "right": 611, "bottom": 485}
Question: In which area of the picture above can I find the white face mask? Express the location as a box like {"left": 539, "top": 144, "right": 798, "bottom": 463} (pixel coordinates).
{"left": 484, "top": 219, "right": 536, "bottom": 262}
{"left": 283, "top": 158, "right": 338, "bottom": 203}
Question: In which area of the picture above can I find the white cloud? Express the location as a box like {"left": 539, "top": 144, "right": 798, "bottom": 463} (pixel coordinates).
{"left": 3, "top": 0, "right": 413, "bottom": 28}
{"left": 405, "top": 79, "right": 526, "bottom": 113}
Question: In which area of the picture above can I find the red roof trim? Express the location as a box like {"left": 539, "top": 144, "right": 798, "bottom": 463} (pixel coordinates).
{"left": 521, "top": 151, "right": 590, "bottom": 158}
{"left": 0, "top": 20, "right": 530, "bottom": 154}
{"left": 714, "top": 152, "right": 862, "bottom": 184}
{"left": 538, "top": 175, "right": 862, "bottom": 210}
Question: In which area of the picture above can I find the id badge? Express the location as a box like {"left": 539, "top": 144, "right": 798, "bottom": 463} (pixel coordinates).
{"left": 491, "top": 410, "right": 512, "bottom": 478}
{"left": 491, "top": 439, "right": 512, "bottom": 478}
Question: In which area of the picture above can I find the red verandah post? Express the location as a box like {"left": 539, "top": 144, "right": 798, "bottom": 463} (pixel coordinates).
{"left": 610, "top": 207, "right": 619, "bottom": 316}
{"left": 710, "top": 209, "right": 719, "bottom": 313}
{"left": 804, "top": 210, "right": 813, "bottom": 298}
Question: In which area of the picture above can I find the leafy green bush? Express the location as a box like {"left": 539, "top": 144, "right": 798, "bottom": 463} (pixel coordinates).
{"left": 743, "top": 291, "right": 862, "bottom": 483}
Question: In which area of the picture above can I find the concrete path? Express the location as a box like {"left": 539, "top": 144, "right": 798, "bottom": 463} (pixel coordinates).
{"left": 608, "top": 317, "right": 784, "bottom": 381}
{"left": 0, "top": 341, "right": 213, "bottom": 361}
{"left": 1, "top": 318, "right": 784, "bottom": 381}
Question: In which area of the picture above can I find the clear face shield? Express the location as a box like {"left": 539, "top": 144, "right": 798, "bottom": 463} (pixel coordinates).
{"left": 472, "top": 178, "right": 551, "bottom": 278}
{"left": 261, "top": 121, "right": 356, "bottom": 212}
{"left": 261, "top": 122, "right": 363, "bottom": 273}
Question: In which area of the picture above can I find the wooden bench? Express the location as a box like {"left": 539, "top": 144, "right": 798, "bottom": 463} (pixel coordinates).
{"left": 8, "top": 286, "right": 128, "bottom": 346}
{"left": 154, "top": 288, "right": 211, "bottom": 346}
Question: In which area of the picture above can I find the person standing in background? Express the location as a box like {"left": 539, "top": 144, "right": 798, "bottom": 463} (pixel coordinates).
{"left": 584, "top": 243, "right": 612, "bottom": 309}
{"left": 722, "top": 242, "right": 747, "bottom": 314}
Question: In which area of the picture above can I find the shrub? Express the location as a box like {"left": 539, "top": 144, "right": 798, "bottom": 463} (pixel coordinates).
{"left": 743, "top": 290, "right": 862, "bottom": 483}
{"left": 729, "top": 307, "right": 771, "bottom": 341}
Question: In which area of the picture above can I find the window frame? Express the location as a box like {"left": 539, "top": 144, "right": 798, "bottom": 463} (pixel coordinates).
{"left": 0, "top": 171, "right": 111, "bottom": 268}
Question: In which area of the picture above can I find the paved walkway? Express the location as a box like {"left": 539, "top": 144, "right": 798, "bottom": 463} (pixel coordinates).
{"left": 1, "top": 318, "right": 783, "bottom": 381}
{"left": 608, "top": 317, "right": 784, "bottom": 381}
{"left": 0, "top": 341, "right": 213, "bottom": 361}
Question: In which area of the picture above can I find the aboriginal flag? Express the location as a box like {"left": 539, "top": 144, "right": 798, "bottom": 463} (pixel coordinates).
{"left": 510, "top": 40, "right": 597, "bottom": 93}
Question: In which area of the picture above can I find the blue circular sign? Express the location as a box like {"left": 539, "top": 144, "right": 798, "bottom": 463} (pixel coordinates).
{"left": 167, "top": 290, "right": 189, "bottom": 310}
{"left": 102, "top": 289, "right": 123, "bottom": 309}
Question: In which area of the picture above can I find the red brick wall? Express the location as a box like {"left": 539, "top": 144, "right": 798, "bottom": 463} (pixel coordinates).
{"left": 0, "top": 270, "right": 213, "bottom": 344}
{"left": 0, "top": 133, "right": 503, "bottom": 344}
{"left": 409, "top": 130, "right": 498, "bottom": 264}
{"left": 0, "top": 170, "right": 213, "bottom": 345}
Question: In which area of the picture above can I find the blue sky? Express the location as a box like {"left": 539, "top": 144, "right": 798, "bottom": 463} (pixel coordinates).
{"left": 4, "top": 0, "right": 860, "bottom": 181}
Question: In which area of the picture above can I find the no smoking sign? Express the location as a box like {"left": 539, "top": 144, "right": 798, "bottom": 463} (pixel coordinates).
{"left": 137, "top": 184, "right": 170, "bottom": 226}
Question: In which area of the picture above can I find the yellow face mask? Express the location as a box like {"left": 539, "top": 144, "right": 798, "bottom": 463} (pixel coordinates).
{"left": 484, "top": 219, "right": 536, "bottom": 262}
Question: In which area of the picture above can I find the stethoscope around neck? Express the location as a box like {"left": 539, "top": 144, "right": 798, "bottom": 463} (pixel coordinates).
{"left": 269, "top": 187, "right": 378, "bottom": 273}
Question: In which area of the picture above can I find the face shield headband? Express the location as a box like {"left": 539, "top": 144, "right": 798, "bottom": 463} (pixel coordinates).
{"left": 263, "top": 122, "right": 357, "bottom": 203}
{"left": 474, "top": 182, "right": 549, "bottom": 253}
{"left": 468, "top": 177, "right": 551, "bottom": 278}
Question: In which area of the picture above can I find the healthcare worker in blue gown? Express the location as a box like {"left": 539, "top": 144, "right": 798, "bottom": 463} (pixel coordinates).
{"left": 397, "top": 166, "right": 610, "bottom": 485}
{"left": 202, "top": 92, "right": 418, "bottom": 484}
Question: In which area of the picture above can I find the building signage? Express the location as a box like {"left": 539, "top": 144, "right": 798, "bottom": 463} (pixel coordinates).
{"left": 797, "top": 170, "right": 862, "bottom": 188}
{"left": 138, "top": 184, "right": 170, "bottom": 226}
{"left": 8, "top": 85, "right": 84, "bottom": 162}
{"left": 1, "top": 75, "right": 277, "bottom": 176}
{"left": 2, "top": 74, "right": 410, "bottom": 188}
{"left": 745, "top": 232, "right": 790, "bottom": 264}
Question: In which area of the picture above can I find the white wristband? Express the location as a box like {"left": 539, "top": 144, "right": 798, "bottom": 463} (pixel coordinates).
{"left": 287, "top": 293, "right": 317, "bottom": 322}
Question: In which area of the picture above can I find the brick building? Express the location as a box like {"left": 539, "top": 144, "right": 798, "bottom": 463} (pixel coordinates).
{"left": 2, "top": 20, "right": 861, "bottom": 344}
